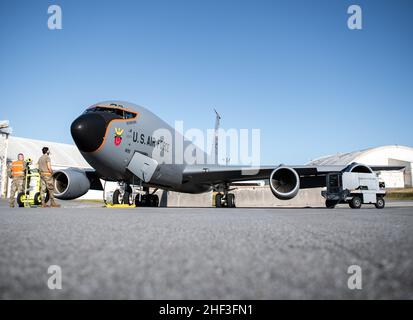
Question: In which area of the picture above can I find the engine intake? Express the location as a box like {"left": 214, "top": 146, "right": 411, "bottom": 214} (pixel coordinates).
{"left": 53, "top": 169, "right": 91, "bottom": 200}
{"left": 269, "top": 167, "right": 300, "bottom": 200}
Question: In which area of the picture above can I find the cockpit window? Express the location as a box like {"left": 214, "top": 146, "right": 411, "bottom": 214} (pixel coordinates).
{"left": 124, "top": 111, "right": 136, "bottom": 119}
{"left": 85, "top": 106, "right": 137, "bottom": 119}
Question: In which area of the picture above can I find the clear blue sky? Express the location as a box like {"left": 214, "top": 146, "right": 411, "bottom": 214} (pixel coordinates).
{"left": 0, "top": 0, "right": 412, "bottom": 164}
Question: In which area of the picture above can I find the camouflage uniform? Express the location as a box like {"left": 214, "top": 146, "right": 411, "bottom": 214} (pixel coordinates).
{"left": 37, "top": 154, "right": 58, "bottom": 206}
{"left": 7, "top": 161, "right": 26, "bottom": 207}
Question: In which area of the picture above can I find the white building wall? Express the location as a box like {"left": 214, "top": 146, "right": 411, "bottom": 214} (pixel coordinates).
{"left": 387, "top": 160, "right": 413, "bottom": 188}
{"left": 377, "top": 171, "right": 404, "bottom": 188}
{"left": 349, "top": 146, "right": 413, "bottom": 188}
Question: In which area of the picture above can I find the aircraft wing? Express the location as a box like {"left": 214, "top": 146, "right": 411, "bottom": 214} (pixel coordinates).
{"left": 183, "top": 164, "right": 405, "bottom": 189}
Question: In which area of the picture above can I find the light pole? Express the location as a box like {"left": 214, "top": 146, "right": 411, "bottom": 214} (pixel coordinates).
{"left": 0, "top": 120, "right": 12, "bottom": 198}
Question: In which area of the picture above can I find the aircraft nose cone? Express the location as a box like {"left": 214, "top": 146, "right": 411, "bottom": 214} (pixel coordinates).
{"left": 71, "top": 113, "right": 107, "bottom": 152}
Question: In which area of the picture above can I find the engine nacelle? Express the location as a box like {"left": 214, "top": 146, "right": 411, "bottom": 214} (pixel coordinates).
{"left": 269, "top": 167, "right": 300, "bottom": 200}
{"left": 53, "top": 169, "right": 91, "bottom": 200}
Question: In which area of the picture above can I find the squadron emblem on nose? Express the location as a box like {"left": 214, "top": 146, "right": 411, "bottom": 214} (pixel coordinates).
{"left": 114, "top": 128, "right": 124, "bottom": 146}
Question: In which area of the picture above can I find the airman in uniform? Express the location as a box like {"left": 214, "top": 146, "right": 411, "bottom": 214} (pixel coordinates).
{"left": 7, "top": 153, "right": 27, "bottom": 208}
{"left": 37, "top": 147, "right": 60, "bottom": 208}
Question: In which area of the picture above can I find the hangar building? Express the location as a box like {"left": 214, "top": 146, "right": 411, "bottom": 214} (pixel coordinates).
{"left": 308, "top": 145, "right": 413, "bottom": 188}
{"left": 0, "top": 134, "right": 107, "bottom": 199}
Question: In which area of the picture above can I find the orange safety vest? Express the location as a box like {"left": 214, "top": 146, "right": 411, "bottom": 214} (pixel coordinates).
{"left": 11, "top": 160, "right": 25, "bottom": 177}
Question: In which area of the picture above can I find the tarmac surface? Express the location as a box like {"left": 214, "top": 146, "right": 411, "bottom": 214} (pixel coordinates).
{"left": 0, "top": 199, "right": 412, "bottom": 299}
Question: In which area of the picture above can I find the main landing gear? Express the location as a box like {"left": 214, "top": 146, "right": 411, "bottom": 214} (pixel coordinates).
{"left": 135, "top": 187, "right": 159, "bottom": 207}
{"left": 111, "top": 184, "right": 159, "bottom": 207}
{"left": 214, "top": 184, "right": 236, "bottom": 208}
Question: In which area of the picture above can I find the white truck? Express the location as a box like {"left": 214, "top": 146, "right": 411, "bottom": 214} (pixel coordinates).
{"left": 321, "top": 165, "right": 386, "bottom": 209}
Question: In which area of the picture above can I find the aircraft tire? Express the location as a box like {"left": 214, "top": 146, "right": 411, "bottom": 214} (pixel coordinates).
{"left": 227, "top": 193, "right": 235, "bottom": 208}
{"left": 123, "top": 191, "right": 132, "bottom": 205}
{"left": 134, "top": 193, "right": 142, "bottom": 207}
{"left": 215, "top": 193, "right": 222, "bottom": 208}
{"left": 325, "top": 200, "right": 337, "bottom": 209}
{"left": 113, "top": 189, "right": 121, "bottom": 205}
{"left": 140, "top": 194, "right": 149, "bottom": 207}
{"left": 150, "top": 194, "right": 159, "bottom": 207}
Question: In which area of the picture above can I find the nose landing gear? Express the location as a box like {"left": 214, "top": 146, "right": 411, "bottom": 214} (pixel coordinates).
{"left": 109, "top": 183, "right": 159, "bottom": 207}
{"left": 112, "top": 186, "right": 133, "bottom": 205}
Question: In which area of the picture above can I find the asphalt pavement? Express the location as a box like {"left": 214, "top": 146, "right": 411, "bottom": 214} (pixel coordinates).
{"left": 0, "top": 200, "right": 412, "bottom": 299}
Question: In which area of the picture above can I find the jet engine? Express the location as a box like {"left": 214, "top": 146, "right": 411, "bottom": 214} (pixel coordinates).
{"left": 269, "top": 167, "right": 300, "bottom": 200}
{"left": 53, "top": 169, "right": 91, "bottom": 200}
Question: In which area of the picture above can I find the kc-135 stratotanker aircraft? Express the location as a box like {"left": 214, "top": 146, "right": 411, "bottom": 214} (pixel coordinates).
{"left": 51, "top": 101, "right": 401, "bottom": 208}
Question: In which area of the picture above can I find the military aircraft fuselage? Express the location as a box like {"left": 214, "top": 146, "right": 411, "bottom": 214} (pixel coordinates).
{"left": 70, "top": 101, "right": 210, "bottom": 193}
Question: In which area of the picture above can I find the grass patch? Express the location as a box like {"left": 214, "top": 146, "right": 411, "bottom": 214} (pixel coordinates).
{"left": 386, "top": 188, "right": 413, "bottom": 200}
{"left": 76, "top": 199, "right": 105, "bottom": 203}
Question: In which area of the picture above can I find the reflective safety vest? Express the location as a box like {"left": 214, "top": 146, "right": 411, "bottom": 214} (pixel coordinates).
{"left": 11, "top": 160, "right": 24, "bottom": 177}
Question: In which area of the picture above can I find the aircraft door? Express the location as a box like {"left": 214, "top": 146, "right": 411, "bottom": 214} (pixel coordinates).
{"left": 127, "top": 152, "right": 158, "bottom": 183}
